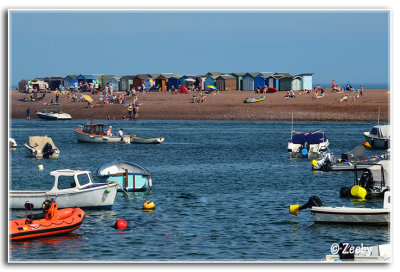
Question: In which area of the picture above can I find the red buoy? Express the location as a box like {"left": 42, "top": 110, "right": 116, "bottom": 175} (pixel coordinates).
{"left": 114, "top": 219, "right": 127, "bottom": 230}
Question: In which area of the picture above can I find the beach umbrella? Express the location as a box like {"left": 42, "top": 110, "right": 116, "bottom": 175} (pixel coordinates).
{"left": 185, "top": 78, "right": 196, "bottom": 82}
{"left": 207, "top": 85, "right": 217, "bottom": 90}
{"left": 83, "top": 95, "right": 93, "bottom": 103}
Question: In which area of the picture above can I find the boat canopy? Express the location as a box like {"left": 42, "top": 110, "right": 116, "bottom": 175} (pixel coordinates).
{"left": 370, "top": 125, "right": 390, "bottom": 138}
{"left": 28, "top": 136, "right": 58, "bottom": 150}
{"left": 341, "top": 145, "right": 368, "bottom": 161}
{"left": 291, "top": 131, "right": 327, "bottom": 144}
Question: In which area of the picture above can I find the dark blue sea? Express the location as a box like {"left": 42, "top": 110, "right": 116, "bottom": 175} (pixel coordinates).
{"left": 8, "top": 120, "right": 390, "bottom": 262}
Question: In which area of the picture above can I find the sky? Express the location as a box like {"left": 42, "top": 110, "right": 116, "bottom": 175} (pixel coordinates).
{"left": 9, "top": 10, "right": 389, "bottom": 88}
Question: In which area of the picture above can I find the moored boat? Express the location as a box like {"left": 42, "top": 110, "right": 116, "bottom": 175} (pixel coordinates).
{"left": 9, "top": 138, "right": 17, "bottom": 150}
{"left": 24, "top": 136, "right": 60, "bottom": 158}
{"left": 131, "top": 136, "right": 165, "bottom": 144}
{"left": 363, "top": 124, "right": 390, "bottom": 149}
{"left": 97, "top": 161, "right": 152, "bottom": 192}
{"left": 36, "top": 103, "right": 72, "bottom": 120}
{"left": 74, "top": 123, "right": 131, "bottom": 144}
{"left": 289, "top": 191, "right": 390, "bottom": 225}
{"left": 244, "top": 96, "right": 265, "bottom": 103}
{"left": 10, "top": 199, "right": 85, "bottom": 241}
{"left": 10, "top": 169, "right": 118, "bottom": 209}
{"left": 288, "top": 130, "right": 329, "bottom": 159}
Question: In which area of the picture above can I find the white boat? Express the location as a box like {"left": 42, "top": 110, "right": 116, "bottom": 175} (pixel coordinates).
{"left": 339, "top": 160, "right": 390, "bottom": 199}
{"left": 36, "top": 103, "right": 72, "bottom": 120}
{"left": 24, "top": 136, "right": 60, "bottom": 158}
{"left": 288, "top": 130, "right": 329, "bottom": 159}
{"left": 363, "top": 125, "right": 390, "bottom": 149}
{"left": 325, "top": 244, "right": 391, "bottom": 262}
{"left": 131, "top": 136, "right": 165, "bottom": 144}
{"left": 10, "top": 169, "right": 118, "bottom": 210}
{"left": 97, "top": 161, "right": 152, "bottom": 192}
{"left": 289, "top": 191, "right": 390, "bottom": 225}
{"left": 9, "top": 138, "right": 17, "bottom": 150}
{"left": 74, "top": 123, "right": 131, "bottom": 144}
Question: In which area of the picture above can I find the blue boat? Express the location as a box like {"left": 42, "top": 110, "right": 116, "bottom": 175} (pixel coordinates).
{"left": 96, "top": 161, "right": 152, "bottom": 192}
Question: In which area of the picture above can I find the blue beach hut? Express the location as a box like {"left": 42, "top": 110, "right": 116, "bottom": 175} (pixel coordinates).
{"left": 204, "top": 76, "right": 218, "bottom": 90}
{"left": 167, "top": 75, "right": 182, "bottom": 91}
{"left": 242, "top": 73, "right": 261, "bottom": 91}
{"left": 298, "top": 73, "right": 314, "bottom": 90}
{"left": 63, "top": 75, "right": 78, "bottom": 88}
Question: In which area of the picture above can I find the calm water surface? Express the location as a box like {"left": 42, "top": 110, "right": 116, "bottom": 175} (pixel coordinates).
{"left": 9, "top": 120, "right": 390, "bottom": 261}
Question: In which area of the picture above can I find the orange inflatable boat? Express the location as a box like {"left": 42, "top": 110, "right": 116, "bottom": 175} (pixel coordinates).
{"left": 10, "top": 199, "right": 85, "bottom": 241}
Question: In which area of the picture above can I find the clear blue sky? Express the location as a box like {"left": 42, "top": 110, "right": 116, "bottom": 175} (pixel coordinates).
{"left": 10, "top": 10, "right": 389, "bottom": 88}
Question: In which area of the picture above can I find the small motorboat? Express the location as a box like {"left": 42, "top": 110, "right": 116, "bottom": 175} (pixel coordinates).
{"left": 36, "top": 103, "right": 72, "bottom": 120}
{"left": 10, "top": 169, "right": 118, "bottom": 209}
{"left": 244, "top": 96, "right": 265, "bottom": 103}
{"left": 9, "top": 138, "right": 17, "bottom": 150}
{"left": 288, "top": 130, "right": 329, "bottom": 159}
{"left": 131, "top": 136, "right": 165, "bottom": 144}
{"left": 289, "top": 191, "right": 390, "bottom": 225}
{"left": 74, "top": 122, "right": 131, "bottom": 144}
{"left": 10, "top": 199, "right": 85, "bottom": 241}
{"left": 24, "top": 136, "right": 60, "bottom": 158}
{"left": 325, "top": 243, "right": 391, "bottom": 262}
{"left": 97, "top": 161, "right": 152, "bottom": 192}
{"left": 311, "top": 146, "right": 389, "bottom": 171}
{"left": 339, "top": 160, "right": 390, "bottom": 199}
{"left": 363, "top": 124, "right": 390, "bottom": 149}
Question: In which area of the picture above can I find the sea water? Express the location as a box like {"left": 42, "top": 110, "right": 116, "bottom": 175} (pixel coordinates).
{"left": 8, "top": 120, "right": 390, "bottom": 261}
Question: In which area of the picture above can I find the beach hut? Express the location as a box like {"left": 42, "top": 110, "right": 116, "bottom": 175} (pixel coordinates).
{"left": 254, "top": 75, "right": 266, "bottom": 90}
{"left": 298, "top": 73, "right": 314, "bottom": 90}
{"left": 291, "top": 76, "right": 302, "bottom": 91}
{"left": 216, "top": 74, "right": 237, "bottom": 91}
{"left": 99, "top": 75, "right": 115, "bottom": 89}
{"left": 205, "top": 72, "right": 222, "bottom": 77}
{"left": 156, "top": 73, "right": 174, "bottom": 92}
{"left": 133, "top": 74, "right": 151, "bottom": 90}
{"left": 120, "top": 76, "right": 135, "bottom": 92}
{"left": 230, "top": 72, "right": 246, "bottom": 90}
{"left": 44, "top": 76, "right": 64, "bottom": 91}
{"left": 273, "top": 73, "right": 292, "bottom": 91}
{"left": 204, "top": 76, "right": 218, "bottom": 90}
{"left": 167, "top": 75, "right": 182, "bottom": 91}
{"left": 242, "top": 73, "right": 261, "bottom": 91}
{"left": 63, "top": 75, "right": 78, "bottom": 88}
{"left": 108, "top": 76, "right": 121, "bottom": 92}
{"left": 18, "top": 79, "right": 31, "bottom": 92}
{"left": 278, "top": 76, "right": 293, "bottom": 91}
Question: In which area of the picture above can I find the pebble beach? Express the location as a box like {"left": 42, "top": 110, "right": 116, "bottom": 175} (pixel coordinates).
{"left": 10, "top": 89, "right": 390, "bottom": 122}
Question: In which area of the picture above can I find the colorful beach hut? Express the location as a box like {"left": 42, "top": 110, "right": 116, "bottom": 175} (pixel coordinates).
{"left": 108, "top": 76, "right": 121, "bottom": 92}
{"left": 204, "top": 76, "right": 218, "bottom": 90}
{"left": 298, "top": 73, "right": 314, "bottom": 90}
{"left": 278, "top": 76, "right": 293, "bottom": 91}
{"left": 242, "top": 73, "right": 261, "bottom": 91}
{"left": 120, "top": 76, "right": 135, "bottom": 92}
{"left": 99, "top": 75, "right": 115, "bottom": 89}
{"left": 230, "top": 72, "right": 246, "bottom": 90}
{"left": 63, "top": 75, "right": 78, "bottom": 88}
{"left": 216, "top": 74, "right": 237, "bottom": 91}
{"left": 44, "top": 76, "right": 64, "bottom": 91}
{"left": 167, "top": 75, "right": 182, "bottom": 91}
{"left": 156, "top": 73, "right": 174, "bottom": 92}
{"left": 133, "top": 74, "right": 151, "bottom": 90}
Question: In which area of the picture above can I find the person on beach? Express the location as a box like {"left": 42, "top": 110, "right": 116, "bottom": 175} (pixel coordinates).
{"left": 312, "top": 89, "right": 319, "bottom": 99}
{"left": 134, "top": 105, "right": 139, "bottom": 119}
{"left": 26, "top": 107, "right": 31, "bottom": 120}
{"left": 56, "top": 93, "right": 60, "bottom": 103}
{"left": 128, "top": 104, "right": 133, "bottom": 118}
{"left": 332, "top": 79, "right": 335, "bottom": 91}
{"left": 360, "top": 85, "right": 364, "bottom": 96}
{"left": 106, "top": 126, "right": 113, "bottom": 136}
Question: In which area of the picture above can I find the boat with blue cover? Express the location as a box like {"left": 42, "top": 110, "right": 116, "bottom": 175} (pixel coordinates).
{"left": 288, "top": 130, "right": 329, "bottom": 159}
{"left": 97, "top": 161, "right": 152, "bottom": 192}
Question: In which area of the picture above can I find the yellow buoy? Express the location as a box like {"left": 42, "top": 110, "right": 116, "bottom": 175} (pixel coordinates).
{"left": 351, "top": 185, "right": 367, "bottom": 199}
{"left": 143, "top": 201, "right": 155, "bottom": 210}
{"left": 289, "top": 204, "right": 300, "bottom": 216}
{"left": 362, "top": 141, "right": 372, "bottom": 148}
{"left": 311, "top": 160, "right": 318, "bottom": 167}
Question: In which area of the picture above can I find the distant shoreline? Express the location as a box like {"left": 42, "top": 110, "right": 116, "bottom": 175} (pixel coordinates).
{"left": 10, "top": 89, "right": 390, "bottom": 122}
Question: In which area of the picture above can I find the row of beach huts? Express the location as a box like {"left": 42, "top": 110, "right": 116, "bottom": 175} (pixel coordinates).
{"left": 18, "top": 72, "right": 313, "bottom": 93}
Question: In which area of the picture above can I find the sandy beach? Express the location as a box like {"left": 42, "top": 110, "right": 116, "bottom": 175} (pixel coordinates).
{"left": 9, "top": 89, "right": 390, "bottom": 122}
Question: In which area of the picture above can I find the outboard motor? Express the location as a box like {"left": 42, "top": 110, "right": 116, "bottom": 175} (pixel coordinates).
{"left": 42, "top": 142, "right": 55, "bottom": 158}
{"left": 289, "top": 196, "right": 322, "bottom": 216}
{"left": 359, "top": 170, "right": 374, "bottom": 191}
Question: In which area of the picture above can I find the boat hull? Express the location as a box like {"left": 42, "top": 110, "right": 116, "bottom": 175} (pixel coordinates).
{"left": 364, "top": 133, "right": 390, "bottom": 149}
{"left": 36, "top": 112, "right": 72, "bottom": 120}
{"left": 311, "top": 207, "right": 390, "bottom": 225}
{"left": 75, "top": 129, "right": 130, "bottom": 144}
{"left": 10, "top": 208, "right": 85, "bottom": 241}
{"left": 24, "top": 143, "right": 60, "bottom": 158}
{"left": 107, "top": 174, "right": 152, "bottom": 192}
{"left": 9, "top": 183, "right": 118, "bottom": 210}
{"left": 131, "top": 136, "right": 165, "bottom": 144}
